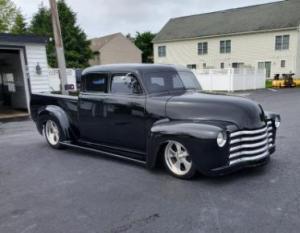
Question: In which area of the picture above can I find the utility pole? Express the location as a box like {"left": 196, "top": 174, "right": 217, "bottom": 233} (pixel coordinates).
{"left": 49, "top": 0, "right": 68, "bottom": 95}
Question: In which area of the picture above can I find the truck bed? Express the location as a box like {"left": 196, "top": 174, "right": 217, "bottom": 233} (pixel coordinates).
{"left": 30, "top": 93, "right": 78, "bottom": 122}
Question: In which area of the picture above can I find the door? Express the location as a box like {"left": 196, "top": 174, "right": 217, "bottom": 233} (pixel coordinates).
{"left": 265, "top": 62, "right": 271, "bottom": 78}
{"left": 78, "top": 72, "right": 110, "bottom": 143}
{"left": 258, "top": 61, "right": 271, "bottom": 78}
{"left": 103, "top": 73, "right": 146, "bottom": 151}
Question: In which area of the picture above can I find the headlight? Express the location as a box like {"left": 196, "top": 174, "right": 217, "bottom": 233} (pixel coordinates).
{"left": 275, "top": 116, "right": 281, "bottom": 128}
{"left": 217, "top": 131, "right": 227, "bottom": 147}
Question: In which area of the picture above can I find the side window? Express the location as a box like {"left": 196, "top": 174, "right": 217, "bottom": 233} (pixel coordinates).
{"left": 111, "top": 74, "right": 143, "bottom": 95}
{"left": 151, "top": 77, "right": 165, "bottom": 86}
{"left": 84, "top": 73, "right": 108, "bottom": 92}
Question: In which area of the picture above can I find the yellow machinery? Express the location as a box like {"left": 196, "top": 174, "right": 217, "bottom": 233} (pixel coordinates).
{"left": 272, "top": 73, "right": 300, "bottom": 88}
{"left": 295, "top": 79, "right": 300, "bottom": 86}
{"left": 272, "top": 80, "right": 285, "bottom": 88}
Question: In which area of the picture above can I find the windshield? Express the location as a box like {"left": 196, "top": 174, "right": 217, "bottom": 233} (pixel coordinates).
{"left": 143, "top": 70, "right": 202, "bottom": 94}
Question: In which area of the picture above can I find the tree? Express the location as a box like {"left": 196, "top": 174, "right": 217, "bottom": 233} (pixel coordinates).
{"left": 10, "top": 12, "right": 27, "bottom": 34}
{"left": 30, "top": 0, "right": 92, "bottom": 68}
{"left": 29, "top": 5, "right": 56, "bottom": 66}
{"left": 134, "top": 32, "right": 156, "bottom": 63}
{"left": 0, "top": 0, "right": 18, "bottom": 32}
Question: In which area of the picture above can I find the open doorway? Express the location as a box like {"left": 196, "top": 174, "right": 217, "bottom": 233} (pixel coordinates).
{"left": 0, "top": 49, "right": 29, "bottom": 120}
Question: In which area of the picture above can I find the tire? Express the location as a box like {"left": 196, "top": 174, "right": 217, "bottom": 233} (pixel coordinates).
{"left": 163, "top": 140, "right": 197, "bottom": 179}
{"left": 43, "top": 117, "right": 65, "bottom": 149}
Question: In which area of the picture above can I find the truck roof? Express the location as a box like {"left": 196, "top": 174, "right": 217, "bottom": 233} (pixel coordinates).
{"left": 82, "top": 63, "right": 190, "bottom": 75}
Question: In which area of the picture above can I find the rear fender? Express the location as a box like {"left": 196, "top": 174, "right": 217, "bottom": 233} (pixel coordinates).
{"left": 36, "top": 105, "right": 71, "bottom": 139}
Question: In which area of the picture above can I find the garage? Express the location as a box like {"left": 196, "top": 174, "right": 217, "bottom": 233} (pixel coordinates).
{"left": 0, "top": 33, "right": 50, "bottom": 120}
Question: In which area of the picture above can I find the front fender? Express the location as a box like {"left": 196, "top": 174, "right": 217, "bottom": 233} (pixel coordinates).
{"left": 147, "top": 120, "right": 231, "bottom": 171}
{"left": 36, "top": 105, "right": 71, "bottom": 140}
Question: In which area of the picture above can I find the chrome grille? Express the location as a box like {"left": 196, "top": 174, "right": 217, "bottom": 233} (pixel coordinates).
{"left": 229, "top": 120, "right": 274, "bottom": 166}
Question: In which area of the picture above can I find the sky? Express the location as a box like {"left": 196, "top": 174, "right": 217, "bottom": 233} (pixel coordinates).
{"left": 13, "top": 0, "right": 281, "bottom": 39}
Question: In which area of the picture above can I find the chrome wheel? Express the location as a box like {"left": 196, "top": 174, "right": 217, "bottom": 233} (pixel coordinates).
{"left": 45, "top": 120, "right": 60, "bottom": 146}
{"left": 164, "top": 141, "right": 192, "bottom": 176}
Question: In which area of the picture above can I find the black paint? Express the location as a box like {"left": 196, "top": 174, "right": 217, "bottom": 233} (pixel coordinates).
{"left": 30, "top": 64, "right": 280, "bottom": 175}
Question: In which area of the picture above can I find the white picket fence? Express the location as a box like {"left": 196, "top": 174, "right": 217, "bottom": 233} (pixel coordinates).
{"left": 194, "top": 68, "right": 266, "bottom": 92}
{"left": 48, "top": 69, "right": 77, "bottom": 91}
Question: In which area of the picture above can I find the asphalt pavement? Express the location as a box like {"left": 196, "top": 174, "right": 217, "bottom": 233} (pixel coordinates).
{"left": 0, "top": 88, "right": 299, "bottom": 233}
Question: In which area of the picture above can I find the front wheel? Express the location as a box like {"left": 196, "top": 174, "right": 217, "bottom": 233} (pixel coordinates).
{"left": 44, "top": 119, "right": 64, "bottom": 149}
{"left": 163, "top": 140, "right": 197, "bottom": 179}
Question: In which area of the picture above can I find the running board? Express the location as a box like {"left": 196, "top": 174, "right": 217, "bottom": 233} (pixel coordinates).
{"left": 60, "top": 141, "right": 147, "bottom": 165}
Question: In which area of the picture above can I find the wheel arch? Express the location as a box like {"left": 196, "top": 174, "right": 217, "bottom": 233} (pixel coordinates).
{"left": 36, "top": 105, "right": 72, "bottom": 140}
{"left": 146, "top": 120, "right": 227, "bottom": 169}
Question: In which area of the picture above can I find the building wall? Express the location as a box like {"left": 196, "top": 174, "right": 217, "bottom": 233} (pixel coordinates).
{"left": 99, "top": 35, "right": 142, "bottom": 65}
{"left": 154, "top": 29, "right": 299, "bottom": 77}
{"left": 25, "top": 44, "right": 50, "bottom": 93}
{"left": 89, "top": 52, "right": 101, "bottom": 66}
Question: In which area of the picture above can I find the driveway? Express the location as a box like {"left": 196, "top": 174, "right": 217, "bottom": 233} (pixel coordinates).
{"left": 0, "top": 89, "right": 299, "bottom": 233}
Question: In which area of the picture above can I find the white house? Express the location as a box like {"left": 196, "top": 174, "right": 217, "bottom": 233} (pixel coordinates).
{"left": 0, "top": 33, "right": 49, "bottom": 117}
{"left": 153, "top": 0, "right": 300, "bottom": 78}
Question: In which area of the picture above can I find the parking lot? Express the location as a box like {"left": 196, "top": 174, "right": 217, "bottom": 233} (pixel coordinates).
{"left": 0, "top": 88, "right": 299, "bottom": 233}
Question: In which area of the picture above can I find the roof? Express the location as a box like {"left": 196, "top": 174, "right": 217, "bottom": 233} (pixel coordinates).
{"left": 0, "top": 33, "right": 48, "bottom": 44}
{"left": 89, "top": 33, "right": 130, "bottom": 51}
{"left": 153, "top": 0, "right": 300, "bottom": 43}
{"left": 82, "top": 63, "right": 189, "bottom": 75}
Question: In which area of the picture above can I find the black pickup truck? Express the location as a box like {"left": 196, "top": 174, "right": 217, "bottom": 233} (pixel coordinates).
{"left": 30, "top": 64, "right": 280, "bottom": 179}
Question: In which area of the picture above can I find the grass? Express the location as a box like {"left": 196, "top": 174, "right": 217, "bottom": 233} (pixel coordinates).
{"left": 266, "top": 80, "right": 273, "bottom": 88}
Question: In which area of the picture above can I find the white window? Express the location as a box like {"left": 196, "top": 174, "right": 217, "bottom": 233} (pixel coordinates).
{"left": 220, "top": 40, "right": 231, "bottom": 53}
{"left": 187, "top": 64, "right": 197, "bottom": 69}
{"left": 275, "top": 35, "right": 290, "bottom": 50}
{"left": 232, "top": 62, "right": 244, "bottom": 68}
{"left": 220, "top": 63, "right": 225, "bottom": 69}
{"left": 281, "top": 60, "right": 286, "bottom": 68}
{"left": 158, "top": 46, "right": 166, "bottom": 57}
{"left": 198, "top": 42, "right": 208, "bottom": 55}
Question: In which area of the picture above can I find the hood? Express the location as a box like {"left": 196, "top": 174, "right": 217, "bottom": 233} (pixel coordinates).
{"left": 165, "top": 91, "right": 266, "bottom": 129}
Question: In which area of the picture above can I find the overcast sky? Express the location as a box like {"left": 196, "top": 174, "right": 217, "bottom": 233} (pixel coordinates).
{"left": 13, "top": 0, "right": 281, "bottom": 39}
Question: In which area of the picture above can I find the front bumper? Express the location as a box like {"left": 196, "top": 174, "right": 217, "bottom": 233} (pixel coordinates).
{"left": 208, "top": 146, "right": 275, "bottom": 176}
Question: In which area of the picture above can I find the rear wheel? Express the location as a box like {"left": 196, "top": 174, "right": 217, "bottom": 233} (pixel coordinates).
{"left": 44, "top": 119, "right": 63, "bottom": 149}
{"left": 163, "top": 140, "right": 197, "bottom": 179}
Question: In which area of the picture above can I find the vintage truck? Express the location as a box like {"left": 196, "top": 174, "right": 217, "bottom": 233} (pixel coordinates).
{"left": 30, "top": 64, "right": 281, "bottom": 179}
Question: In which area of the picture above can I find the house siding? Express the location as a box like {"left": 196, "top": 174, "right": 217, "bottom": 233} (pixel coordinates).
{"left": 25, "top": 44, "right": 50, "bottom": 93}
{"left": 154, "top": 29, "right": 299, "bottom": 77}
{"left": 89, "top": 34, "right": 142, "bottom": 65}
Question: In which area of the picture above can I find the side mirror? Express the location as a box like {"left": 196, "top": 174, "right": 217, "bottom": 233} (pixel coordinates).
{"left": 124, "top": 73, "right": 143, "bottom": 95}
{"left": 132, "top": 80, "right": 143, "bottom": 94}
